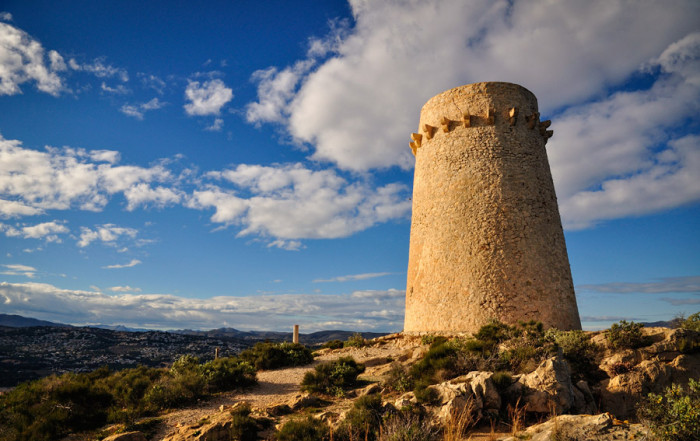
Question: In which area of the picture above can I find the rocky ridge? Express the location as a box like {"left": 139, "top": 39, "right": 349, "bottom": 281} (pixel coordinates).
{"left": 100, "top": 327, "right": 698, "bottom": 441}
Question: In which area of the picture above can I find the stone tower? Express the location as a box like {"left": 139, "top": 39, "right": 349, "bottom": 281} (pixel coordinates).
{"left": 404, "top": 82, "right": 581, "bottom": 334}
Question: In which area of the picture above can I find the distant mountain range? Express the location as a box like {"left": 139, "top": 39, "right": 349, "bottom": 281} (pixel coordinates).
{"left": 0, "top": 314, "right": 71, "bottom": 328}
{"left": 0, "top": 314, "right": 388, "bottom": 344}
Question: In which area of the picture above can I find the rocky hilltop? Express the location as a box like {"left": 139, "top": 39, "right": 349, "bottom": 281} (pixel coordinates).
{"left": 95, "top": 323, "right": 698, "bottom": 441}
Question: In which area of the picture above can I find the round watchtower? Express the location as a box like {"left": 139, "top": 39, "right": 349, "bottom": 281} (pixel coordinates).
{"left": 404, "top": 82, "right": 581, "bottom": 334}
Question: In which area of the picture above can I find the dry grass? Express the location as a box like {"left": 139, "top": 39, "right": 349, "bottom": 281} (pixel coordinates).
{"left": 443, "top": 397, "right": 479, "bottom": 441}
{"left": 507, "top": 397, "right": 527, "bottom": 436}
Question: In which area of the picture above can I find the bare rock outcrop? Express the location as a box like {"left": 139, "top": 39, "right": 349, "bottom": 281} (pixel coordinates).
{"left": 501, "top": 413, "right": 648, "bottom": 441}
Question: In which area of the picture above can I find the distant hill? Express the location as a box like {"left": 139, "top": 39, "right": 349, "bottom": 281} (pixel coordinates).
{"left": 172, "top": 327, "right": 388, "bottom": 344}
{"left": 0, "top": 314, "right": 389, "bottom": 344}
{"left": 0, "top": 314, "right": 70, "bottom": 328}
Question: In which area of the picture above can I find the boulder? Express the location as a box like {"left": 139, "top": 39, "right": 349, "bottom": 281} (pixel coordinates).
{"left": 288, "top": 392, "right": 322, "bottom": 410}
{"left": 500, "top": 413, "right": 648, "bottom": 441}
{"left": 600, "top": 359, "right": 673, "bottom": 417}
{"left": 515, "top": 355, "right": 575, "bottom": 414}
{"left": 162, "top": 410, "right": 241, "bottom": 441}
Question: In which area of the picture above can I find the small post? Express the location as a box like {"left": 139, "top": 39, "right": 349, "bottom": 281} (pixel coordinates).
{"left": 293, "top": 324, "right": 299, "bottom": 344}
{"left": 215, "top": 347, "right": 220, "bottom": 359}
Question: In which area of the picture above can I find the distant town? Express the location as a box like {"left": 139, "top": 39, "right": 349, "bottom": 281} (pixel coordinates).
{"left": 0, "top": 314, "right": 385, "bottom": 387}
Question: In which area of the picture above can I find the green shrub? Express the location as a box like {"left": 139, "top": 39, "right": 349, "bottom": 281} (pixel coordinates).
{"left": 680, "top": 312, "right": 700, "bottom": 332}
{"left": 239, "top": 342, "right": 314, "bottom": 370}
{"left": 384, "top": 362, "right": 414, "bottom": 393}
{"left": 229, "top": 403, "right": 259, "bottom": 441}
{"left": 474, "top": 319, "right": 516, "bottom": 349}
{"left": 345, "top": 332, "right": 367, "bottom": 348}
{"left": 491, "top": 371, "right": 513, "bottom": 392}
{"left": 605, "top": 320, "right": 646, "bottom": 349}
{"left": 336, "top": 394, "right": 385, "bottom": 441}
{"left": 275, "top": 416, "right": 330, "bottom": 441}
{"left": 413, "top": 379, "right": 439, "bottom": 405}
{"left": 637, "top": 379, "right": 700, "bottom": 441}
{"left": 202, "top": 357, "right": 256, "bottom": 392}
{"left": 545, "top": 329, "right": 600, "bottom": 380}
{"left": 321, "top": 339, "right": 344, "bottom": 350}
{"left": 301, "top": 357, "right": 365, "bottom": 396}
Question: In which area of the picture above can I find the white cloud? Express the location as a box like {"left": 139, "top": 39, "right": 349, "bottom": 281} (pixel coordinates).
{"left": 0, "top": 22, "right": 65, "bottom": 95}
{"left": 70, "top": 56, "right": 128, "bottom": 82}
{"left": 109, "top": 285, "right": 142, "bottom": 292}
{"left": 0, "top": 12, "right": 12, "bottom": 22}
{"left": 78, "top": 224, "right": 138, "bottom": 248}
{"left": 0, "top": 135, "right": 174, "bottom": 216}
{"left": 188, "top": 163, "right": 411, "bottom": 244}
{"left": 0, "top": 220, "right": 69, "bottom": 242}
{"left": 1, "top": 263, "right": 36, "bottom": 278}
{"left": 123, "top": 183, "right": 182, "bottom": 211}
{"left": 205, "top": 118, "right": 224, "bottom": 131}
{"left": 103, "top": 259, "right": 142, "bottom": 269}
{"left": 183, "top": 79, "right": 233, "bottom": 116}
{"left": 578, "top": 276, "right": 700, "bottom": 294}
{"left": 120, "top": 97, "right": 166, "bottom": 119}
{"left": 0, "top": 281, "right": 405, "bottom": 331}
{"left": 101, "top": 82, "right": 129, "bottom": 94}
{"left": 139, "top": 73, "right": 166, "bottom": 94}
{"left": 550, "top": 32, "right": 700, "bottom": 228}
{"left": 314, "top": 272, "right": 393, "bottom": 283}
{"left": 245, "top": 0, "right": 700, "bottom": 228}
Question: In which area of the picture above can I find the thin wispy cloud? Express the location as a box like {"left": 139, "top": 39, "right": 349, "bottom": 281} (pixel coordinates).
{"left": 578, "top": 276, "right": 700, "bottom": 294}
{"left": 1, "top": 264, "right": 36, "bottom": 278}
{"left": 0, "top": 282, "right": 405, "bottom": 332}
{"left": 313, "top": 272, "right": 393, "bottom": 283}
{"left": 109, "top": 285, "right": 141, "bottom": 292}
{"left": 102, "top": 259, "right": 142, "bottom": 269}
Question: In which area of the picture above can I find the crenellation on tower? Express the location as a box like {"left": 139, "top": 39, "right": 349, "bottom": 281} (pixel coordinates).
{"left": 404, "top": 82, "right": 581, "bottom": 334}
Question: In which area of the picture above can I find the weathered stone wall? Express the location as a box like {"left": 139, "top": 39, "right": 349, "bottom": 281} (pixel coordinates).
{"left": 404, "top": 82, "right": 581, "bottom": 334}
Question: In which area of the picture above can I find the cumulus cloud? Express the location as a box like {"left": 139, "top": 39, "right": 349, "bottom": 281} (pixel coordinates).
{"left": 245, "top": 0, "right": 700, "bottom": 228}
{"left": 77, "top": 224, "right": 139, "bottom": 248}
{"left": 0, "top": 282, "right": 405, "bottom": 331}
{"left": 0, "top": 135, "right": 175, "bottom": 217}
{"left": 188, "top": 163, "right": 411, "bottom": 245}
{"left": 101, "top": 82, "right": 129, "bottom": 94}
{"left": 0, "top": 220, "right": 69, "bottom": 242}
{"left": 0, "top": 12, "right": 12, "bottom": 22}
{"left": 103, "top": 259, "right": 142, "bottom": 269}
{"left": 183, "top": 79, "right": 233, "bottom": 116}
{"left": 205, "top": 118, "right": 224, "bottom": 132}
{"left": 120, "top": 97, "right": 166, "bottom": 119}
{"left": 314, "top": 272, "right": 393, "bottom": 283}
{"left": 0, "top": 22, "right": 66, "bottom": 95}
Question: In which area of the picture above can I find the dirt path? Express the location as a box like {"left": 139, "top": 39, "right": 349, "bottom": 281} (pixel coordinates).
{"left": 152, "top": 336, "right": 421, "bottom": 440}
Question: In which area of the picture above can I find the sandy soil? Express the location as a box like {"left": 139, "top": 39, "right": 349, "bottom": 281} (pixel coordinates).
{"left": 153, "top": 336, "right": 420, "bottom": 440}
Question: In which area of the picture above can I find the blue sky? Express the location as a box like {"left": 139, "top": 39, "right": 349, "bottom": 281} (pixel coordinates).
{"left": 0, "top": 0, "right": 698, "bottom": 332}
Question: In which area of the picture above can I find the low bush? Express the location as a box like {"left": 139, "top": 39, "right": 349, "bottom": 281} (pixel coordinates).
{"left": 239, "top": 342, "right": 314, "bottom": 370}
{"left": 336, "top": 393, "right": 385, "bottom": 441}
{"left": 384, "top": 362, "right": 414, "bottom": 393}
{"left": 605, "top": 320, "right": 647, "bottom": 349}
{"left": 275, "top": 416, "right": 330, "bottom": 441}
{"left": 680, "top": 312, "right": 700, "bottom": 332}
{"left": 229, "top": 403, "right": 259, "bottom": 441}
{"left": 202, "top": 357, "right": 256, "bottom": 392}
{"left": 300, "top": 356, "right": 365, "bottom": 396}
{"left": 345, "top": 332, "right": 367, "bottom": 348}
{"left": 637, "top": 378, "right": 700, "bottom": 441}
{"left": 321, "top": 339, "right": 344, "bottom": 350}
{"left": 491, "top": 371, "right": 513, "bottom": 392}
{"left": 545, "top": 329, "right": 600, "bottom": 380}
{"left": 0, "top": 354, "right": 258, "bottom": 441}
